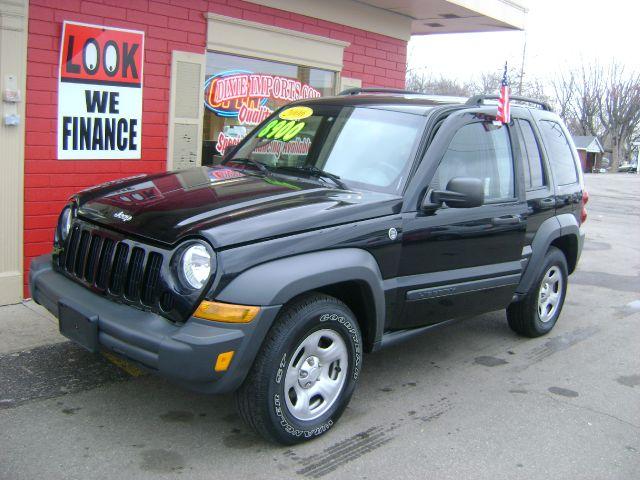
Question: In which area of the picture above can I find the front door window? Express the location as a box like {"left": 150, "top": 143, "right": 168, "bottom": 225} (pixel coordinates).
{"left": 431, "top": 122, "right": 515, "bottom": 202}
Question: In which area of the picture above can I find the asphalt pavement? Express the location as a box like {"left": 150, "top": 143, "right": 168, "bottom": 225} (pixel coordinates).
{"left": 1, "top": 173, "right": 639, "bottom": 479}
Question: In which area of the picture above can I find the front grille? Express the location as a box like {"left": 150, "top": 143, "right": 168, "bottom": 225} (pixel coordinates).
{"left": 59, "top": 222, "right": 164, "bottom": 310}
{"left": 109, "top": 243, "right": 129, "bottom": 295}
{"left": 95, "top": 238, "right": 115, "bottom": 289}
{"left": 141, "top": 252, "right": 163, "bottom": 305}
{"left": 125, "top": 247, "right": 145, "bottom": 300}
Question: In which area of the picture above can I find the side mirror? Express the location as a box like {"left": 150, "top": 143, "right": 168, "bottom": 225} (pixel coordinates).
{"left": 423, "top": 177, "right": 485, "bottom": 209}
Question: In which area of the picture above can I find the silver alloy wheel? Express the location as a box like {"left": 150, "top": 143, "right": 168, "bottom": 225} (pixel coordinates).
{"left": 538, "top": 265, "right": 563, "bottom": 323}
{"left": 284, "top": 328, "right": 349, "bottom": 422}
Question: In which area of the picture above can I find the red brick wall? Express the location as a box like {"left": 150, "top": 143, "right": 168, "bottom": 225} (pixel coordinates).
{"left": 23, "top": 0, "right": 408, "bottom": 296}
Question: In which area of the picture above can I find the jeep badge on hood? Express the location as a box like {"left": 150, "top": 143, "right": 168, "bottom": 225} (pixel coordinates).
{"left": 113, "top": 211, "right": 132, "bottom": 222}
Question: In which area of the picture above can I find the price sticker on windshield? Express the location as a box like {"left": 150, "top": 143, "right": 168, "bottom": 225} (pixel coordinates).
{"left": 258, "top": 119, "right": 306, "bottom": 141}
{"left": 279, "top": 106, "right": 313, "bottom": 121}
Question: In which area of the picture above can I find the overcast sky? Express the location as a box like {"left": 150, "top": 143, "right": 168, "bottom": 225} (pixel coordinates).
{"left": 408, "top": 0, "right": 640, "bottom": 82}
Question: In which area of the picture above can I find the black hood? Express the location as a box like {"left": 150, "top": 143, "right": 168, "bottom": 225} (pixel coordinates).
{"left": 75, "top": 167, "right": 402, "bottom": 248}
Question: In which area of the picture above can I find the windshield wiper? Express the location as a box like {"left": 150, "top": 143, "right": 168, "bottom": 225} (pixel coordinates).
{"left": 305, "top": 166, "right": 349, "bottom": 190}
{"left": 222, "top": 157, "right": 270, "bottom": 175}
{"left": 273, "top": 165, "right": 349, "bottom": 190}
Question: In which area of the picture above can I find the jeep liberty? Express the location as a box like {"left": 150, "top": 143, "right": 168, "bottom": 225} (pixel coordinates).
{"left": 30, "top": 89, "right": 587, "bottom": 444}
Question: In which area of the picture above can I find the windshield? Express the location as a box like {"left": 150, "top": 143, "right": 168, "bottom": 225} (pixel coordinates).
{"left": 224, "top": 104, "right": 426, "bottom": 193}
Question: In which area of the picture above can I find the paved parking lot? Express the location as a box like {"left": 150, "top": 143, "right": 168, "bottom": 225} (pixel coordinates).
{"left": 1, "top": 173, "right": 639, "bottom": 480}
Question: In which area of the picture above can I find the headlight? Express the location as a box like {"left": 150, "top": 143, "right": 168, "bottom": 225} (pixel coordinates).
{"left": 59, "top": 206, "right": 74, "bottom": 241}
{"left": 179, "top": 243, "right": 213, "bottom": 290}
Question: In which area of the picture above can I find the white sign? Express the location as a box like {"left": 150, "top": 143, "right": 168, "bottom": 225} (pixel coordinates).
{"left": 57, "top": 21, "right": 144, "bottom": 160}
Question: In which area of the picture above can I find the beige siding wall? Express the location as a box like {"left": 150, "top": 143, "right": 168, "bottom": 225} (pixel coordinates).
{"left": 205, "top": 13, "right": 349, "bottom": 72}
{"left": 450, "top": 0, "right": 527, "bottom": 30}
{"left": 248, "top": 0, "right": 411, "bottom": 41}
{"left": 0, "top": 0, "right": 27, "bottom": 305}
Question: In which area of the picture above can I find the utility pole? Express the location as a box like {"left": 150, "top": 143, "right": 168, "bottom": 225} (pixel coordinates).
{"left": 518, "top": 30, "right": 527, "bottom": 96}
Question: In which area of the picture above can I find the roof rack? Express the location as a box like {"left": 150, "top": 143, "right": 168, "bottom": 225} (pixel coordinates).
{"left": 466, "top": 94, "right": 553, "bottom": 112}
{"left": 337, "top": 89, "right": 553, "bottom": 112}
{"left": 338, "top": 87, "right": 423, "bottom": 96}
{"left": 337, "top": 88, "right": 468, "bottom": 104}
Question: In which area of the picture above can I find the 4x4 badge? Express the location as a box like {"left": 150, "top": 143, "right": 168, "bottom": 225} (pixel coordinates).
{"left": 113, "top": 211, "right": 133, "bottom": 222}
{"left": 388, "top": 228, "right": 398, "bottom": 241}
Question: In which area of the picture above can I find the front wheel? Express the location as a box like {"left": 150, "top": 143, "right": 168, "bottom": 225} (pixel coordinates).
{"left": 507, "top": 246, "right": 568, "bottom": 337}
{"left": 235, "top": 293, "right": 363, "bottom": 444}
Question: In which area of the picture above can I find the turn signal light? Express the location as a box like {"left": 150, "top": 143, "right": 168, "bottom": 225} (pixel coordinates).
{"left": 194, "top": 300, "right": 260, "bottom": 323}
{"left": 215, "top": 351, "right": 235, "bottom": 372}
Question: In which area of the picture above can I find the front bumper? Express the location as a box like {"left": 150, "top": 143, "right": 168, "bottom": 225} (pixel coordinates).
{"left": 29, "top": 254, "right": 280, "bottom": 394}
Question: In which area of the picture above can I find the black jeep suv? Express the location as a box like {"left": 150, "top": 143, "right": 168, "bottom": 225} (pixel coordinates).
{"left": 30, "top": 89, "right": 587, "bottom": 444}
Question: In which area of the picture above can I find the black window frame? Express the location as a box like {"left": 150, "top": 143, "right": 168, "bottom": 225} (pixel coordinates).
{"left": 515, "top": 118, "right": 548, "bottom": 192}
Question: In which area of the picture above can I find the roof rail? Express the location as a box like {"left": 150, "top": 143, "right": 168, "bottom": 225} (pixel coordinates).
{"left": 338, "top": 87, "right": 422, "bottom": 96}
{"left": 466, "top": 94, "right": 553, "bottom": 112}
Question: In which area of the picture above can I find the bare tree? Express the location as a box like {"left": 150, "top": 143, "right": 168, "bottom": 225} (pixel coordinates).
{"left": 598, "top": 63, "right": 640, "bottom": 169}
{"left": 406, "top": 65, "right": 551, "bottom": 103}
{"left": 550, "top": 62, "right": 640, "bottom": 169}
{"left": 521, "top": 77, "right": 549, "bottom": 102}
{"left": 472, "top": 71, "right": 501, "bottom": 95}
{"left": 550, "top": 70, "right": 576, "bottom": 122}
{"left": 406, "top": 70, "right": 473, "bottom": 96}
{"left": 551, "top": 65, "right": 604, "bottom": 138}
{"left": 405, "top": 70, "right": 432, "bottom": 93}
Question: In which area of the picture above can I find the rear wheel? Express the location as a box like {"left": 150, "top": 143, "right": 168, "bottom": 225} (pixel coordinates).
{"left": 507, "top": 246, "right": 568, "bottom": 337}
{"left": 235, "top": 293, "right": 363, "bottom": 444}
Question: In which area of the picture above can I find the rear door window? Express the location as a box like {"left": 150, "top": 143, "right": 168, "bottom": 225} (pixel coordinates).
{"left": 538, "top": 120, "right": 578, "bottom": 185}
{"left": 516, "top": 119, "right": 546, "bottom": 190}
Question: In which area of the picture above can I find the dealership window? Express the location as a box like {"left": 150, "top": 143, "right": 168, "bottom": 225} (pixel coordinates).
{"left": 202, "top": 52, "right": 337, "bottom": 165}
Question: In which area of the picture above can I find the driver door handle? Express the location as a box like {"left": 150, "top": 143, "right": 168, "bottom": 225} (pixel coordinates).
{"left": 491, "top": 214, "right": 522, "bottom": 226}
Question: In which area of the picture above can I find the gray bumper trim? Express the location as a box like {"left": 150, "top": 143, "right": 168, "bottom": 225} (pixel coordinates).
{"left": 29, "top": 254, "right": 281, "bottom": 394}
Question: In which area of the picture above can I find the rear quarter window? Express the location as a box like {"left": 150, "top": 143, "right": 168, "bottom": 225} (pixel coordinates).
{"left": 516, "top": 119, "right": 546, "bottom": 190}
{"left": 538, "top": 120, "right": 578, "bottom": 185}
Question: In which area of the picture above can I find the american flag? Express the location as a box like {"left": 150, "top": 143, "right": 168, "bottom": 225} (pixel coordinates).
{"left": 496, "top": 62, "right": 510, "bottom": 124}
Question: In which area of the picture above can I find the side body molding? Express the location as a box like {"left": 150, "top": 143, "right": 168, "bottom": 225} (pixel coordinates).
{"left": 215, "top": 248, "right": 387, "bottom": 343}
{"left": 516, "top": 213, "right": 581, "bottom": 294}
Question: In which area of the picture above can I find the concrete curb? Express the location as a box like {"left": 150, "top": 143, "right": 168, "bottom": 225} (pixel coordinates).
{"left": 0, "top": 301, "right": 66, "bottom": 355}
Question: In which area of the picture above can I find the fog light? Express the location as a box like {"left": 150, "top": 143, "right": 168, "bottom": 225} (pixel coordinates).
{"left": 194, "top": 300, "right": 260, "bottom": 323}
{"left": 215, "top": 351, "right": 235, "bottom": 372}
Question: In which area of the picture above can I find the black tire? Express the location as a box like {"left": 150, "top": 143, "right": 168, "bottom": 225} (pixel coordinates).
{"left": 235, "top": 292, "right": 363, "bottom": 445}
{"left": 507, "top": 246, "right": 568, "bottom": 337}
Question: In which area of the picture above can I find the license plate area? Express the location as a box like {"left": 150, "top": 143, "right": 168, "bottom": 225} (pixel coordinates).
{"left": 59, "top": 301, "right": 98, "bottom": 353}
